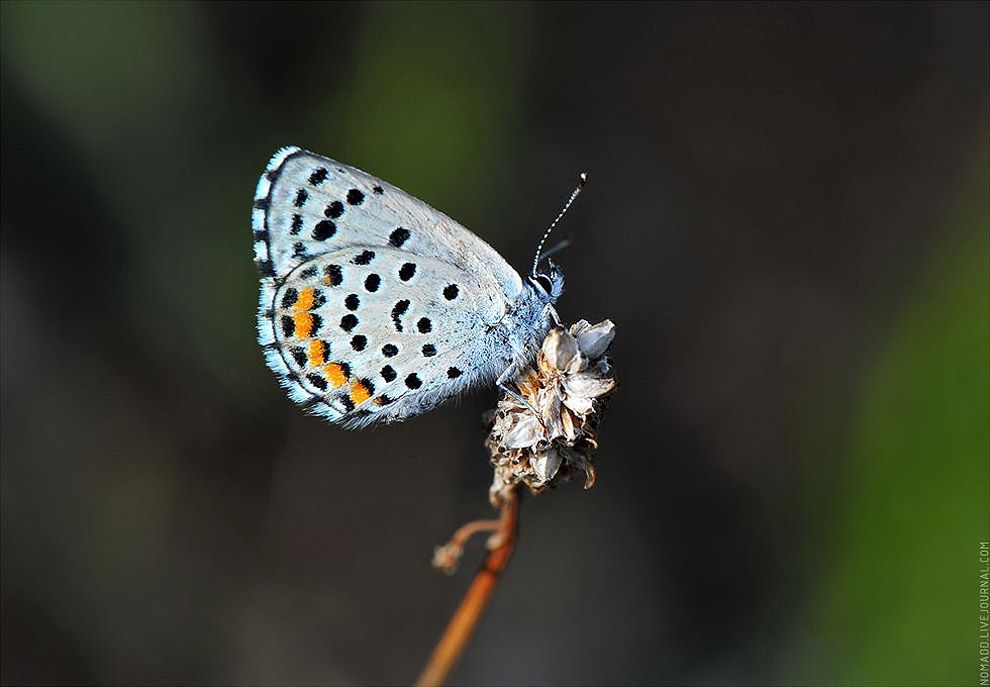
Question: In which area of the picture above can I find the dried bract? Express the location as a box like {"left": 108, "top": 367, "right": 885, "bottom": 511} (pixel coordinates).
{"left": 486, "top": 319, "right": 616, "bottom": 506}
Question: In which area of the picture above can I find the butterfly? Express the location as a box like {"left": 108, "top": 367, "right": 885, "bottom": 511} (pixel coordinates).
{"left": 253, "top": 146, "right": 583, "bottom": 428}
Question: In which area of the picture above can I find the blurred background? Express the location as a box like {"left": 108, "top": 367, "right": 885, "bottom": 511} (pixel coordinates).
{"left": 2, "top": 2, "right": 988, "bottom": 685}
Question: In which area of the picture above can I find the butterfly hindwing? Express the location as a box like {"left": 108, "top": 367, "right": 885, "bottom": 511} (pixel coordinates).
{"left": 264, "top": 245, "right": 505, "bottom": 427}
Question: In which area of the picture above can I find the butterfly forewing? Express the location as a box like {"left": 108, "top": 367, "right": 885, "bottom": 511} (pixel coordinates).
{"left": 253, "top": 147, "right": 520, "bottom": 296}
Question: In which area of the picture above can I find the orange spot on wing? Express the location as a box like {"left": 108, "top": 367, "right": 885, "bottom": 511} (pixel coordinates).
{"left": 323, "top": 363, "right": 348, "bottom": 388}
{"left": 307, "top": 340, "right": 327, "bottom": 367}
{"left": 349, "top": 380, "right": 372, "bottom": 405}
{"left": 293, "top": 287, "right": 315, "bottom": 311}
{"left": 292, "top": 313, "right": 313, "bottom": 339}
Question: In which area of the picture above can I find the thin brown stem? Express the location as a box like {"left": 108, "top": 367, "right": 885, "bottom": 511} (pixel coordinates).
{"left": 416, "top": 491, "right": 521, "bottom": 687}
{"left": 431, "top": 517, "right": 502, "bottom": 574}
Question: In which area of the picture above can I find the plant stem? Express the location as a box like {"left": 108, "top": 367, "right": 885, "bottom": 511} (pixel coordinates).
{"left": 416, "top": 491, "right": 521, "bottom": 687}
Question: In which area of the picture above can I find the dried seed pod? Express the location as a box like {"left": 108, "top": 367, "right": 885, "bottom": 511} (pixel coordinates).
{"left": 486, "top": 319, "right": 616, "bottom": 506}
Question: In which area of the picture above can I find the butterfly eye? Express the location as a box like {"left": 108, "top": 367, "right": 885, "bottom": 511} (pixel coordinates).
{"left": 534, "top": 274, "right": 554, "bottom": 294}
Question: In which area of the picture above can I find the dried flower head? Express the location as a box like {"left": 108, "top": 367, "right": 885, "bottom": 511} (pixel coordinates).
{"left": 485, "top": 319, "right": 616, "bottom": 506}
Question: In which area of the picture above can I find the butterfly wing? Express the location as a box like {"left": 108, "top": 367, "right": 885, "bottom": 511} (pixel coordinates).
{"left": 252, "top": 146, "right": 521, "bottom": 294}
{"left": 265, "top": 246, "right": 507, "bottom": 427}
{"left": 253, "top": 147, "right": 523, "bottom": 426}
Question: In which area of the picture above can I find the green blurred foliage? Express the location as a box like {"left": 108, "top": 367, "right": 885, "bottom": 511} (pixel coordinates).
{"left": 331, "top": 1, "right": 530, "bottom": 225}
{"left": 816, "top": 156, "right": 989, "bottom": 685}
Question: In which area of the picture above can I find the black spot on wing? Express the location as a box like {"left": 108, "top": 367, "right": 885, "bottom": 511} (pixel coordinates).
{"left": 323, "top": 264, "right": 342, "bottom": 286}
{"left": 391, "top": 300, "right": 409, "bottom": 331}
{"left": 291, "top": 347, "right": 307, "bottom": 367}
{"left": 294, "top": 189, "right": 309, "bottom": 208}
{"left": 290, "top": 214, "right": 303, "bottom": 235}
{"left": 346, "top": 188, "right": 365, "bottom": 205}
{"left": 447, "top": 367, "right": 462, "bottom": 379}
{"left": 313, "top": 220, "right": 336, "bottom": 241}
{"left": 417, "top": 317, "right": 432, "bottom": 334}
{"left": 381, "top": 365, "right": 397, "bottom": 382}
{"left": 351, "top": 335, "right": 367, "bottom": 351}
{"left": 345, "top": 294, "right": 360, "bottom": 310}
{"left": 382, "top": 343, "right": 398, "bottom": 357}
{"left": 389, "top": 227, "right": 410, "bottom": 247}
{"left": 399, "top": 263, "right": 417, "bottom": 281}
{"left": 257, "top": 260, "right": 275, "bottom": 277}
{"left": 306, "top": 373, "right": 328, "bottom": 391}
{"left": 340, "top": 314, "right": 358, "bottom": 332}
{"left": 422, "top": 344, "right": 436, "bottom": 357}
{"left": 316, "top": 340, "right": 331, "bottom": 364}
{"left": 364, "top": 274, "right": 381, "bottom": 292}
{"left": 325, "top": 200, "right": 344, "bottom": 219}
{"left": 405, "top": 373, "right": 422, "bottom": 389}
{"left": 309, "top": 167, "right": 328, "bottom": 185}
{"left": 280, "top": 287, "right": 298, "bottom": 309}
{"left": 443, "top": 284, "right": 459, "bottom": 300}
{"left": 352, "top": 250, "right": 375, "bottom": 265}
{"left": 373, "top": 185, "right": 384, "bottom": 194}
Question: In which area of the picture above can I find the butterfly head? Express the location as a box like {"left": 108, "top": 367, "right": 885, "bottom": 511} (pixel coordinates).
{"left": 527, "top": 261, "right": 564, "bottom": 302}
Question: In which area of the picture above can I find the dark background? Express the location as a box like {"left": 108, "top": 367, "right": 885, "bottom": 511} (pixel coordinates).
{"left": 2, "top": 2, "right": 988, "bottom": 685}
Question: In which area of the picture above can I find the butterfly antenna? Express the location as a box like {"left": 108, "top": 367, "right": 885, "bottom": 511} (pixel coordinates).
{"left": 531, "top": 172, "right": 588, "bottom": 276}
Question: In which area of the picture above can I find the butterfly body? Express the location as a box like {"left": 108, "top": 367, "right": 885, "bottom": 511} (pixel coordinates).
{"left": 253, "top": 147, "right": 560, "bottom": 428}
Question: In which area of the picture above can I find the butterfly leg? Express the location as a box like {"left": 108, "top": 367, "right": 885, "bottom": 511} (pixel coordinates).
{"left": 496, "top": 366, "right": 540, "bottom": 414}
{"left": 498, "top": 381, "right": 532, "bottom": 409}
{"left": 546, "top": 304, "right": 562, "bottom": 327}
